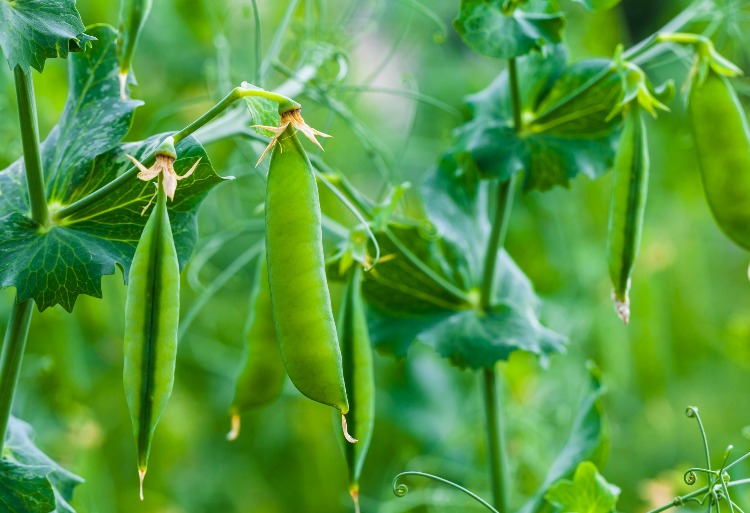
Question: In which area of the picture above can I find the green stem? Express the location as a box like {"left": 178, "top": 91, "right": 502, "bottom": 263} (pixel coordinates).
{"left": 478, "top": 56, "right": 522, "bottom": 513}
{"left": 482, "top": 367, "right": 509, "bottom": 513}
{"left": 479, "top": 178, "right": 515, "bottom": 310}
{"left": 0, "top": 297, "right": 34, "bottom": 455}
{"left": 13, "top": 66, "right": 49, "bottom": 228}
{"left": 52, "top": 86, "right": 298, "bottom": 222}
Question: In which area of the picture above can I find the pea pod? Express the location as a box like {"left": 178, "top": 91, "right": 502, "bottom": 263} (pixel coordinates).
{"left": 123, "top": 176, "right": 180, "bottom": 499}
{"left": 116, "top": 0, "right": 152, "bottom": 98}
{"left": 339, "top": 265, "right": 375, "bottom": 512}
{"left": 265, "top": 123, "right": 351, "bottom": 435}
{"left": 689, "top": 71, "right": 750, "bottom": 251}
{"left": 227, "top": 253, "right": 286, "bottom": 441}
{"left": 606, "top": 104, "right": 649, "bottom": 324}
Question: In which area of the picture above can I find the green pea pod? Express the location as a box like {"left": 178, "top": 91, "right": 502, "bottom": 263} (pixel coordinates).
{"left": 116, "top": 0, "right": 152, "bottom": 98}
{"left": 339, "top": 265, "right": 375, "bottom": 512}
{"left": 689, "top": 71, "right": 750, "bottom": 251}
{"left": 123, "top": 177, "right": 179, "bottom": 499}
{"left": 606, "top": 104, "right": 649, "bottom": 324}
{"left": 265, "top": 125, "right": 351, "bottom": 434}
{"left": 227, "top": 253, "right": 286, "bottom": 441}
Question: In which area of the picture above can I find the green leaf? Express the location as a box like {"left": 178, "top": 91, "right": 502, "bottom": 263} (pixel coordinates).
{"left": 571, "top": 0, "right": 621, "bottom": 11}
{"left": 0, "top": 0, "right": 94, "bottom": 72}
{"left": 451, "top": 46, "right": 623, "bottom": 191}
{"left": 362, "top": 221, "right": 566, "bottom": 367}
{"left": 4, "top": 416, "right": 83, "bottom": 513}
{"left": 454, "top": 0, "right": 565, "bottom": 59}
{"left": 0, "top": 25, "right": 228, "bottom": 311}
{"left": 0, "top": 460, "right": 55, "bottom": 513}
{"left": 242, "top": 81, "right": 280, "bottom": 138}
{"left": 545, "top": 461, "right": 620, "bottom": 513}
{"left": 520, "top": 366, "right": 610, "bottom": 513}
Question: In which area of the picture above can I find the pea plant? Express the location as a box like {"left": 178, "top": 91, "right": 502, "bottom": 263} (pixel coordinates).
{"left": 0, "top": 0, "right": 750, "bottom": 512}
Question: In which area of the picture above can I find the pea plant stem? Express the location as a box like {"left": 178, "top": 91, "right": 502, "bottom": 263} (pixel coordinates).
{"left": 479, "top": 55, "right": 523, "bottom": 513}
{"left": 0, "top": 65, "right": 47, "bottom": 455}
{"left": 0, "top": 298, "right": 34, "bottom": 454}
{"left": 52, "top": 86, "right": 298, "bottom": 222}
{"left": 13, "top": 66, "right": 49, "bottom": 228}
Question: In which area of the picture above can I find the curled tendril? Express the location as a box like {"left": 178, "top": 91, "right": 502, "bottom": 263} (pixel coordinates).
{"left": 391, "top": 471, "right": 501, "bottom": 513}
{"left": 684, "top": 468, "right": 713, "bottom": 486}
{"left": 686, "top": 406, "right": 699, "bottom": 418}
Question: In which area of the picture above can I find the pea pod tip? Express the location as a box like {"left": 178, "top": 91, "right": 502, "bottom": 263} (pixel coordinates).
{"left": 350, "top": 488, "right": 361, "bottom": 513}
{"left": 611, "top": 291, "right": 630, "bottom": 324}
{"left": 226, "top": 414, "right": 241, "bottom": 441}
{"left": 138, "top": 468, "right": 147, "bottom": 501}
{"left": 119, "top": 72, "right": 129, "bottom": 101}
{"left": 342, "top": 413, "right": 358, "bottom": 444}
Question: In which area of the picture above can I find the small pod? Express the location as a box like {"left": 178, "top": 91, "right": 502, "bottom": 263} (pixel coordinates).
{"left": 689, "top": 71, "right": 750, "bottom": 251}
{"left": 116, "top": 0, "right": 152, "bottom": 97}
{"left": 227, "top": 254, "right": 286, "bottom": 440}
{"left": 123, "top": 176, "right": 180, "bottom": 499}
{"left": 606, "top": 104, "right": 649, "bottom": 324}
{"left": 264, "top": 124, "right": 350, "bottom": 426}
{"left": 339, "top": 265, "right": 375, "bottom": 512}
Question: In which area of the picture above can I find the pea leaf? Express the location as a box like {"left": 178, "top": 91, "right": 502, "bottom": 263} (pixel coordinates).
{"left": 0, "top": 0, "right": 94, "bottom": 72}
{"left": 450, "top": 46, "right": 623, "bottom": 191}
{"left": 519, "top": 366, "right": 610, "bottom": 513}
{"left": 2, "top": 416, "right": 83, "bottom": 513}
{"left": 572, "top": 0, "right": 621, "bottom": 11}
{"left": 361, "top": 217, "right": 566, "bottom": 367}
{"left": 0, "top": 460, "right": 55, "bottom": 513}
{"left": 545, "top": 461, "right": 620, "bottom": 513}
{"left": 241, "top": 82, "right": 280, "bottom": 138}
{"left": 454, "top": 0, "right": 565, "bottom": 59}
{"left": 0, "top": 25, "right": 229, "bottom": 311}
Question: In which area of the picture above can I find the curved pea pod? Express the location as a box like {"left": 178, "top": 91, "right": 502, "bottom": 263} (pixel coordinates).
{"left": 339, "top": 266, "right": 375, "bottom": 512}
{"left": 123, "top": 178, "right": 180, "bottom": 499}
{"left": 227, "top": 254, "right": 286, "bottom": 441}
{"left": 265, "top": 125, "right": 351, "bottom": 434}
{"left": 689, "top": 71, "right": 750, "bottom": 251}
{"left": 606, "top": 104, "right": 649, "bottom": 324}
{"left": 116, "top": 0, "right": 152, "bottom": 98}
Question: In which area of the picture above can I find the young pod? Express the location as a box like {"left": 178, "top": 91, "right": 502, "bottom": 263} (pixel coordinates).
{"left": 227, "top": 254, "right": 286, "bottom": 440}
{"left": 339, "top": 266, "right": 375, "bottom": 512}
{"left": 606, "top": 104, "right": 649, "bottom": 324}
{"left": 689, "top": 71, "right": 750, "bottom": 251}
{"left": 264, "top": 123, "right": 351, "bottom": 436}
{"left": 123, "top": 175, "right": 180, "bottom": 499}
{"left": 116, "top": 0, "right": 152, "bottom": 98}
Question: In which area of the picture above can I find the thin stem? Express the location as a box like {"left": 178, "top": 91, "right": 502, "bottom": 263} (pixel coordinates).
{"left": 52, "top": 86, "right": 298, "bottom": 222}
{"left": 13, "top": 66, "right": 49, "bottom": 227}
{"left": 250, "top": 0, "right": 261, "bottom": 85}
{"left": 482, "top": 368, "right": 509, "bottom": 513}
{"left": 479, "top": 178, "right": 515, "bottom": 310}
{"left": 259, "top": 0, "right": 301, "bottom": 81}
{"left": 478, "top": 56, "right": 522, "bottom": 513}
{"left": 508, "top": 58, "right": 523, "bottom": 137}
{"left": 0, "top": 297, "right": 34, "bottom": 455}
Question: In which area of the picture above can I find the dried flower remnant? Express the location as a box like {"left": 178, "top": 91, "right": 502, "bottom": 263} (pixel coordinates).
{"left": 253, "top": 109, "right": 331, "bottom": 165}
{"left": 126, "top": 136, "right": 201, "bottom": 213}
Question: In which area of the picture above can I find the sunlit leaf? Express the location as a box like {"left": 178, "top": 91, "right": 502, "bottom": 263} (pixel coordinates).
{"left": 546, "top": 461, "right": 620, "bottom": 513}
{"left": 520, "top": 366, "right": 610, "bottom": 513}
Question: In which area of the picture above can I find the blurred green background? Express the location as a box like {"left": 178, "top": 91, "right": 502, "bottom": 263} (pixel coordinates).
{"left": 1, "top": 0, "right": 750, "bottom": 512}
